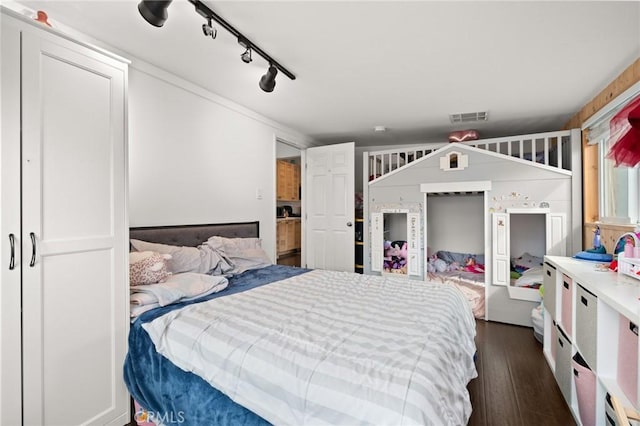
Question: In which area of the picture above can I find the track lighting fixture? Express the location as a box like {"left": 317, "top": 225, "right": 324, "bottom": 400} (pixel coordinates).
{"left": 259, "top": 65, "right": 278, "bottom": 93}
{"left": 202, "top": 17, "right": 216, "bottom": 39}
{"left": 241, "top": 48, "right": 252, "bottom": 64}
{"left": 238, "top": 35, "right": 252, "bottom": 64}
{"left": 137, "top": 0, "right": 295, "bottom": 92}
{"left": 138, "top": 0, "right": 172, "bottom": 27}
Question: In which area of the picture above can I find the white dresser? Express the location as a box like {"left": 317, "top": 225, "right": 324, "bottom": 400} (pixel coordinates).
{"left": 1, "top": 7, "right": 130, "bottom": 425}
{"left": 543, "top": 255, "right": 640, "bottom": 425}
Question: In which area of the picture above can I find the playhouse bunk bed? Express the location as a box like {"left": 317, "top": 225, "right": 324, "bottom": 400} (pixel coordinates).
{"left": 363, "top": 129, "right": 582, "bottom": 327}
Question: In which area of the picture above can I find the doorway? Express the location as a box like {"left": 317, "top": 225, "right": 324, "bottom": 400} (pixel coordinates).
{"left": 276, "top": 140, "right": 302, "bottom": 267}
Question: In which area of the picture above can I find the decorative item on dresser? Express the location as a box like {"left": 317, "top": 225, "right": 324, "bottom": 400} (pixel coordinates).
{"left": 0, "top": 6, "right": 129, "bottom": 425}
{"left": 124, "top": 221, "right": 479, "bottom": 425}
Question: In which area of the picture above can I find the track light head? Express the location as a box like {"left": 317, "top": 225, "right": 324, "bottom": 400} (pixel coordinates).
{"left": 259, "top": 65, "right": 278, "bottom": 93}
{"left": 138, "top": 0, "right": 173, "bottom": 27}
{"left": 241, "top": 48, "right": 252, "bottom": 64}
{"left": 202, "top": 18, "right": 217, "bottom": 38}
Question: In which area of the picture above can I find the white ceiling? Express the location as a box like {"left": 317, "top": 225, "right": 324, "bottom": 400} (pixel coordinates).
{"left": 17, "top": 1, "right": 640, "bottom": 146}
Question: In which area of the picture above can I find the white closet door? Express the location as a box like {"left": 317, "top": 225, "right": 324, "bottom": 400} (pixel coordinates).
{"left": 370, "top": 212, "right": 383, "bottom": 272}
{"left": 0, "top": 19, "right": 23, "bottom": 426}
{"left": 20, "top": 30, "right": 128, "bottom": 426}
{"left": 546, "top": 213, "right": 567, "bottom": 256}
{"left": 492, "top": 212, "right": 510, "bottom": 286}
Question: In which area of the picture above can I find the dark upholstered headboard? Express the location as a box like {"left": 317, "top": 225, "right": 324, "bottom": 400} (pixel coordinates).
{"left": 129, "top": 221, "right": 260, "bottom": 248}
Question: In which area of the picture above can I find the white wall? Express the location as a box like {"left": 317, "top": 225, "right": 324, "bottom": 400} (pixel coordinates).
{"left": 510, "top": 213, "right": 546, "bottom": 259}
{"left": 426, "top": 194, "right": 484, "bottom": 256}
{"left": 384, "top": 213, "right": 407, "bottom": 242}
{"left": 277, "top": 142, "right": 302, "bottom": 159}
{"left": 128, "top": 65, "right": 314, "bottom": 259}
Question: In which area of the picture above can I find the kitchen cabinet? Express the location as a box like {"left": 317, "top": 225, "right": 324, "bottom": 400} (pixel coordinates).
{"left": 277, "top": 218, "right": 301, "bottom": 255}
{"left": 276, "top": 160, "right": 300, "bottom": 201}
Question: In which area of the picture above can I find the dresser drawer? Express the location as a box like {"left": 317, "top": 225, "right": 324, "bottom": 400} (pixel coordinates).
{"left": 560, "top": 274, "right": 573, "bottom": 336}
{"left": 575, "top": 284, "right": 598, "bottom": 370}
{"left": 555, "top": 324, "right": 573, "bottom": 404}
{"left": 543, "top": 262, "right": 557, "bottom": 316}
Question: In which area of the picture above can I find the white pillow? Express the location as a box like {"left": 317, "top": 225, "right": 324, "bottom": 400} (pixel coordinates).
{"left": 521, "top": 266, "right": 544, "bottom": 276}
{"left": 130, "top": 239, "right": 202, "bottom": 274}
{"left": 513, "top": 252, "right": 543, "bottom": 271}
{"left": 206, "top": 236, "right": 272, "bottom": 274}
{"left": 131, "top": 272, "right": 229, "bottom": 306}
{"left": 207, "top": 236, "right": 263, "bottom": 252}
{"left": 515, "top": 267, "right": 544, "bottom": 287}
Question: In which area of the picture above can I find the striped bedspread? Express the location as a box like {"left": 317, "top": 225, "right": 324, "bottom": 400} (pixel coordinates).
{"left": 143, "top": 269, "right": 478, "bottom": 425}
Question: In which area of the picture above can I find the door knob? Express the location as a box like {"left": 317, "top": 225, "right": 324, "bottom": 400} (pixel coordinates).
{"left": 347, "top": 222, "right": 353, "bottom": 227}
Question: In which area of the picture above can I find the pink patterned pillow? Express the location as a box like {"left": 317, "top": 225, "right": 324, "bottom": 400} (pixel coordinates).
{"left": 129, "top": 251, "right": 171, "bottom": 286}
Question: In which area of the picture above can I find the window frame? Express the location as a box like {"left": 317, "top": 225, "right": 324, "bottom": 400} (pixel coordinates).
{"left": 583, "top": 81, "right": 640, "bottom": 226}
{"left": 598, "top": 141, "right": 639, "bottom": 224}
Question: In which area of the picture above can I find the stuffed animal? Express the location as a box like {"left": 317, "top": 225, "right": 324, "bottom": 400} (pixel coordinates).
{"left": 383, "top": 240, "right": 392, "bottom": 270}
{"left": 427, "top": 254, "right": 447, "bottom": 273}
{"left": 386, "top": 241, "right": 407, "bottom": 260}
{"left": 129, "top": 251, "right": 172, "bottom": 286}
{"left": 384, "top": 240, "right": 408, "bottom": 271}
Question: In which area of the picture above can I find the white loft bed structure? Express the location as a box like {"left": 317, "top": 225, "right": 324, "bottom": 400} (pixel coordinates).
{"left": 362, "top": 129, "right": 583, "bottom": 327}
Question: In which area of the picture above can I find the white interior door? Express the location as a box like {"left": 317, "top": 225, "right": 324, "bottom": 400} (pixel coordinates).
{"left": 20, "top": 30, "right": 128, "bottom": 426}
{"left": 305, "top": 142, "right": 355, "bottom": 271}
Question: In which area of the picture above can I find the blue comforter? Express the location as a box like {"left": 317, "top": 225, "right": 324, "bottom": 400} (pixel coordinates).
{"left": 124, "top": 264, "right": 310, "bottom": 426}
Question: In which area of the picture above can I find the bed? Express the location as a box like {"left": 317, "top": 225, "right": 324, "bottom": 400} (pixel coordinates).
{"left": 124, "top": 222, "right": 478, "bottom": 425}
{"left": 426, "top": 250, "right": 486, "bottom": 319}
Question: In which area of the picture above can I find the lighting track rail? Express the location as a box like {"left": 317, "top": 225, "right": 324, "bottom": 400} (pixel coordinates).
{"left": 138, "top": 0, "right": 296, "bottom": 92}
{"left": 188, "top": 0, "right": 295, "bottom": 81}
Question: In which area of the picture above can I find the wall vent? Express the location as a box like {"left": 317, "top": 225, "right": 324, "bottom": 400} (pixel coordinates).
{"left": 449, "top": 111, "right": 489, "bottom": 123}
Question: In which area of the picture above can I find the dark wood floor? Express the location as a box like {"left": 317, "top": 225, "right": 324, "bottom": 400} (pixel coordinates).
{"left": 467, "top": 320, "right": 576, "bottom": 426}
{"left": 277, "top": 251, "right": 301, "bottom": 267}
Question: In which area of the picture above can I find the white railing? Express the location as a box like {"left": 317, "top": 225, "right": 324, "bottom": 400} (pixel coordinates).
{"left": 366, "top": 130, "right": 574, "bottom": 181}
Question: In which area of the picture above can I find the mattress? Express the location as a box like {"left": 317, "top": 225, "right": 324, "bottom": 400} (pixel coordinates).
{"left": 125, "top": 265, "right": 478, "bottom": 425}
{"left": 426, "top": 271, "right": 486, "bottom": 318}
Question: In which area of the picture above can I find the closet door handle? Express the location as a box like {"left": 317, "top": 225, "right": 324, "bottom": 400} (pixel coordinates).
{"left": 8, "top": 234, "right": 15, "bottom": 270}
{"left": 29, "top": 232, "right": 36, "bottom": 267}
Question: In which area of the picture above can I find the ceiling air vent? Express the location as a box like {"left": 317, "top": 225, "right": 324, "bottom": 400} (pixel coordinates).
{"left": 449, "top": 111, "right": 489, "bottom": 124}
